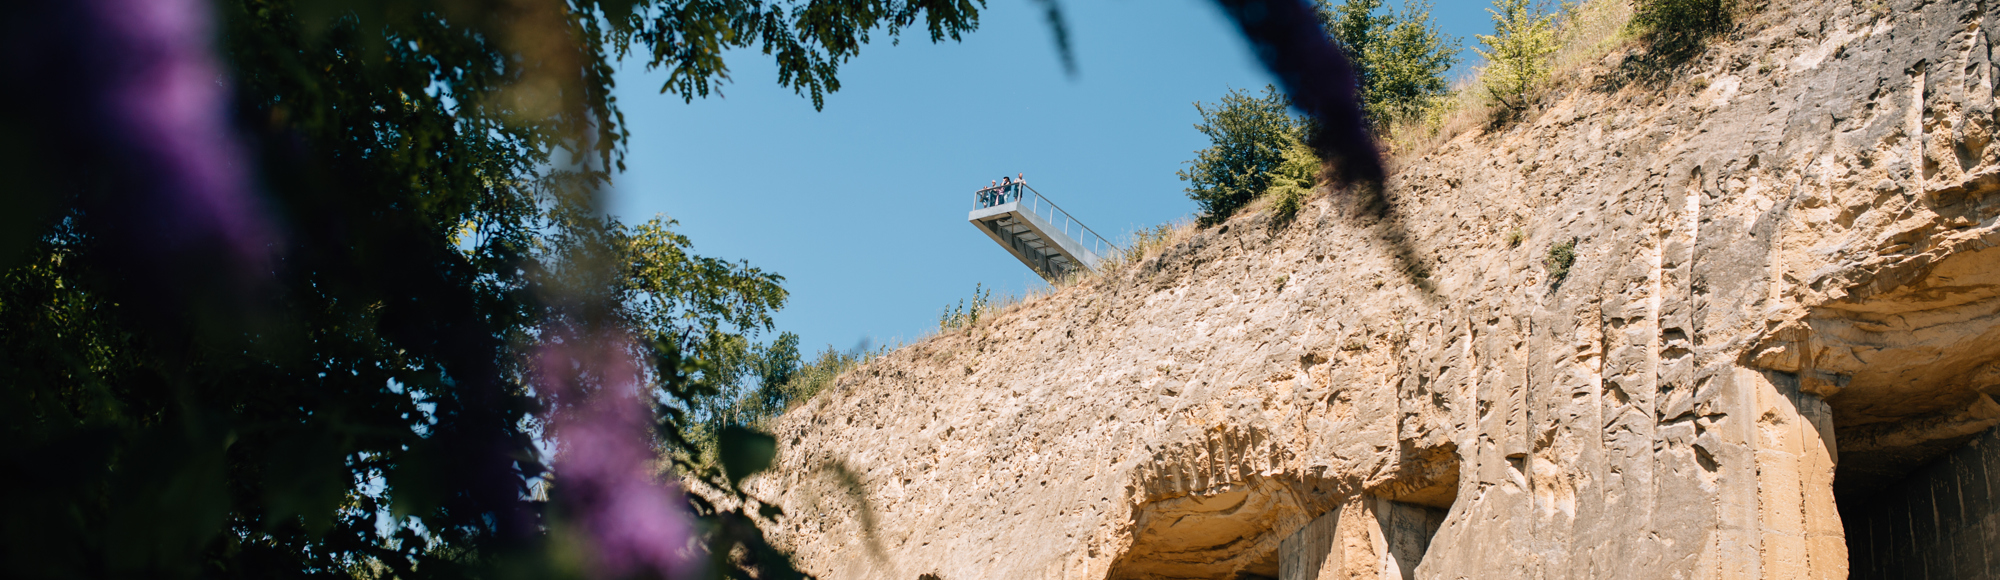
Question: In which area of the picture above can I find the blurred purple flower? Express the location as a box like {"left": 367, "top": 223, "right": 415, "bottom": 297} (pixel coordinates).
{"left": 540, "top": 332, "right": 702, "bottom": 579}
{"left": 18, "top": 0, "right": 275, "bottom": 268}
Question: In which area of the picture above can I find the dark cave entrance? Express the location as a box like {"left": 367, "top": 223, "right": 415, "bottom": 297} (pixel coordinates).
{"left": 1765, "top": 246, "right": 2000, "bottom": 579}
{"left": 1838, "top": 421, "right": 2000, "bottom": 579}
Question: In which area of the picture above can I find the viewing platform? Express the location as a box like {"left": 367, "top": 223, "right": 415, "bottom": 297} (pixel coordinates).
{"left": 967, "top": 182, "right": 1119, "bottom": 281}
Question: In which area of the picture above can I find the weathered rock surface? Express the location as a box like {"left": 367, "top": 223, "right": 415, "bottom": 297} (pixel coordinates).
{"left": 749, "top": 0, "right": 2000, "bottom": 577}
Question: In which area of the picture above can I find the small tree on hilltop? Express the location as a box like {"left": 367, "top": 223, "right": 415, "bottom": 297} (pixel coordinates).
{"left": 1368, "top": 2, "right": 1460, "bottom": 126}
{"left": 1316, "top": 0, "right": 1458, "bottom": 129}
{"left": 1264, "top": 134, "right": 1322, "bottom": 222}
{"left": 1476, "top": 0, "right": 1560, "bottom": 112}
{"left": 1180, "top": 86, "right": 1305, "bottom": 224}
{"left": 1319, "top": 0, "right": 1390, "bottom": 95}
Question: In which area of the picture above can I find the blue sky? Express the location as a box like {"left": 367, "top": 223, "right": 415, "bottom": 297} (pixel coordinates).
{"left": 608, "top": 0, "right": 1495, "bottom": 354}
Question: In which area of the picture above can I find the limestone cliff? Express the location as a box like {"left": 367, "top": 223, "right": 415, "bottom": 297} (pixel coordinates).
{"left": 749, "top": 0, "right": 2000, "bottom": 578}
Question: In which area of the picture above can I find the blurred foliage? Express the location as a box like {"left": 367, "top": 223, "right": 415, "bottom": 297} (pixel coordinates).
{"left": 1179, "top": 86, "right": 1309, "bottom": 224}
{"left": 1476, "top": 0, "right": 1560, "bottom": 112}
{"left": 0, "top": 0, "right": 981, "bottom": 578}
{"left": 1316, "top": 0, "right": 1459, "bottom": 128}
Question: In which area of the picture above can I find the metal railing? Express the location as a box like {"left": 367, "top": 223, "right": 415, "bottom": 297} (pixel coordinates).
{"left": 972, "top": 182, "right": 1120, "bottom": 264}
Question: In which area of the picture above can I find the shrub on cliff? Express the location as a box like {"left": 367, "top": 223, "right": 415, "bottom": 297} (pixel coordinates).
{"left": 1122, "top": 223, "right": 1182, "bottom": 262}
{"left": 939, "top": 283, "right": 995, "bottom": 332}
{"left": 1180, "top": 86, "right": 1312, "bottom": 224}
{"left": 778, "top": 345, "right": 868, "bottom": 409}
{"left": 1631, "top": 0, "right": 1734, "bottom": 60}
{"left": 684, "top": 333, "right": 876, "bottom": 435}
{"left": 1265, "top": 135, "right": 1323, "bottom": 222}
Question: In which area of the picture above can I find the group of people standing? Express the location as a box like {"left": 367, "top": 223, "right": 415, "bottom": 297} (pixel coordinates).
{"left": 977, "top": 172, "right": 1027, "bottom": 208}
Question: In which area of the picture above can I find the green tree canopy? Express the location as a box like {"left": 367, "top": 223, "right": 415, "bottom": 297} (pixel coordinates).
{"left": 1178, "top": 86, "right": 1314, "bottom": 224}
{"left": 1315, "top": 0, "right": 1458, "bottom": 128}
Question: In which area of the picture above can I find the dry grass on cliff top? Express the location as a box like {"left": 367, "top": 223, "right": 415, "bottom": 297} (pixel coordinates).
{"left": 937, "top": 217, "right": 1199, "bottom": 331}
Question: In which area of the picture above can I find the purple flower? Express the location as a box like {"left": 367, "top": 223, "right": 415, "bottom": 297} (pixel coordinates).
{"left": 72, "top": 0, "right": 275, "bottom": 265}
{"left": 540, "top": 332, "right": 703, "bottom": 579}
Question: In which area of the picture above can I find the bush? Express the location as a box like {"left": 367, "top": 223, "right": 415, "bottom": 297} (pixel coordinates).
{"left": 1476, "top": 0, "right": 1560, "bottom": 111}
{"left": 1370, "top": 5, "right": 1460, "bottom": 125}
{"left": 1265, "top": 134, "right": 1322, "bottom": 222}
{"left": 1179, "top": 86, "right": 1305, "bottom": 224}
{"left": 683, "top": 333, "right": 867, "bottom": 454}
{"left": 774, "top": 344, "right": 866, "bottom": 411}
{"left": 1545, "top": 238, "right": 1577, "bottom": 285}
{"left": 1631, "top": 0, "right": 1733, "bottom": 59}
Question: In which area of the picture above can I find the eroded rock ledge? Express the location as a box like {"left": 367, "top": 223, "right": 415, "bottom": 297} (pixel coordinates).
{"left": 750, "top": 0, "right": 2000, "bottom": 578}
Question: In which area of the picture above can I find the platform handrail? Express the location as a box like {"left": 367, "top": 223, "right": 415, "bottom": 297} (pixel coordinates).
{"left": 972, "top": 183, "right": 1121, "bottom": 264}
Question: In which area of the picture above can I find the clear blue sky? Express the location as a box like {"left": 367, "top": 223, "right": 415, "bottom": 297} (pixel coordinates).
{"left": 608, "top": 0, "right": 1494, "bottom": 354}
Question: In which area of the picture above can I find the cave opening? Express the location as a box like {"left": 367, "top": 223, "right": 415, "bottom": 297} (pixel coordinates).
{"left": 1838, "top": 420, "right": 2000, "bottom": 579}
{"left": 1743, "top": 241, "right": 2000, "bottom": 578}
{"left": 1106, "top": 477, "right": 1303, "bottom": 580}
{"left": 1106, "top": 443, "right": 1459, "bottom": 580}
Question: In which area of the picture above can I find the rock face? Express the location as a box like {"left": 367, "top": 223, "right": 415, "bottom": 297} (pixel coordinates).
{"left": 749, "top": 0, "right": 2000, "bottom": 578}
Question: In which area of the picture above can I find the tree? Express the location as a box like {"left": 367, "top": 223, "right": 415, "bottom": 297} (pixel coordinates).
{"left": 1179, "top": 86, "right": 1308, "bottom": 224}
{"left": 1366, "top": 2, "right": 1459, "bottom": 125}
{"left": 1315, "top": 0, "right": 1459, "bottom": 128}
{"left": 1264, "top": 133, "right": 1323, "bottom": 222}
{"left": 1476, "top": 0, "right": 1560, "bottom": 111}
{"left": 0, "top": 0, "right": 978, "bottom": 578}
{"left": 1319, "top": 0, "right": 1390, "bottom": 91}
